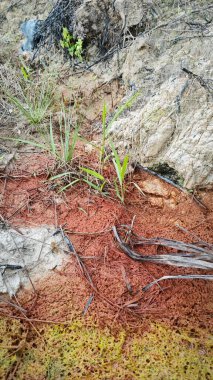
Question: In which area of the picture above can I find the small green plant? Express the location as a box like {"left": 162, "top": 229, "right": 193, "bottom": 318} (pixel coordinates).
{"left": 60, "top": 27, "right": 83, "bottom": 61}
{"left": 20, "top": 65, "right": 31, "bottom": 81}
{"left": 2, "top": 107, "right": 79, "bottom": 165}
{"left": 0, "top": 63, "right": 57, "bottom": 126}
{"left": 49, "top": 106, "right": 79, "bottom": 163}
{"left": 100, "top": 102, "right": 107, "bottom": 167}
{"left": 3, "top": 71, "right": 53, "bottom": 125}
{"left": 78, "top": 92, "right": 139, "bottom": 201}
{"left": 19, "top": 58, "right": 32, "bottom": 81}
{"left": 98, "top": 91, "right": 141, "bottom": 167}
{"left": 110, "top": 142, "right": 129, "bottom": 203}
{"left": 6, "top": 88, "right": 52, "bottom": 125}
{"left": 80, "top": 167, "right": 107, "bottom": 193}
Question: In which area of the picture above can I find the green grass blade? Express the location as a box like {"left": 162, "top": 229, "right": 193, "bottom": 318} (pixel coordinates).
{"left": 64, "top": 118, "right": 71, "bottom": 162}
{"left": 0, "top": 137, "right": 46, "bottom": 150}
{"left": 50, "top": 172, "right": 72, "bottom": 180}
{"left": 121, "top": 155, "right": 129, "bottom": 181}
{"left": 81, "top": 167, "right": 105, "bottom": 181}
{"left": 111, "top": 143, "right": 122, "bottom": 186}
{"left": 67, "top": 124, "right": 79, "bottom": 162}
{"left": 49, "top": 116, "right": 56, "bottom": 156}
{"left": 114, "top": 180, "right": 122, "bottom": 202}
{"left": 102, "top": 102, "right": 107, "bottom": 136}
{"left": 100, "top": 102, "right": 107, "bottom": 163}
{"left": 82, "top": 179, "right": 103, "bottom": 192}
{"left": 112, "top": 158, "right": 122, "bottom": 188}
{"left": 106, "top": 90, "right": 141, "bottom": 135}
{"left": 59, "top": 179, "right": 80, "bottom": 192}
{"left": 6, "top": 94, "right": 30, "bottom": 119}
{"left": 59, "top": 112, "right": 64, "bottom": 158}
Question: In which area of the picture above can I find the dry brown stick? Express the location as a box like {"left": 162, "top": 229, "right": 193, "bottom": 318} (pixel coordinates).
{"left": 0, "top": 312, "right": 76, "bottom": 325}
{"left": 66, "top": 228, "right": 112, "bottom": 236}
{"left": 175, "top": 224, "right": 213, "bottom": 249}
{"left": 7, "top": 193, "right": 39, "bottom": 220}
{"left": 113, "top": 226, "right": 213, "bottom": 269}
{"left": 0, "top": 297, "right": 26, "bottom": 313}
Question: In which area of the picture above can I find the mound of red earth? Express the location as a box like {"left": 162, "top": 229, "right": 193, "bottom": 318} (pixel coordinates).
{"left": 0, "top": 152, "right": 213, "bottom": 330}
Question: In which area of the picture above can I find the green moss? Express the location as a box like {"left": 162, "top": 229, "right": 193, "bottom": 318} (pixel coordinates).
{"left": 0, "top": 318, "right": 212, "bottom": 379}
{"left": 146, "top": 108, "right": 168, "bottom": 124}
{"left": 0, "top": 319, "right": 24, "bottom": 378}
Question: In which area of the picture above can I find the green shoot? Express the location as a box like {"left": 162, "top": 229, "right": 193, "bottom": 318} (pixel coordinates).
{"left": 110, "top": 142, "right": 129, "bottom": 203}
{"left": 100, "top": 102, "right": 107, "bottom": 167}
{"left": 2, "top": 107, "right": 79, "bottom": 165}
{"left": 49, "top": 115, "right": 57, "bottom": 156}
{"left": 59, "top": 179, "right": 80, "bottom": 192}
{"left": 81, "top": 167, "right": 107, "bottom": 193}
{"left": 106, "top": 90, "right": 141, "bottom": 136}
{"left": 0, "top": 137, "right": 47, "bottom": 151}
{"left": 60, "top": 27, "right": 83, "bottom": 61}
{"left": 5, "top": 80, "right": 52, "bottom": 125}
{"left": 48, "top": 106, "right": 79, "bottom": 163}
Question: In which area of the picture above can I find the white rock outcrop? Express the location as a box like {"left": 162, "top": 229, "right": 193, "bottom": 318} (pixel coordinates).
{"left": 0, "top": 226, "right": 68, "bottom": 295}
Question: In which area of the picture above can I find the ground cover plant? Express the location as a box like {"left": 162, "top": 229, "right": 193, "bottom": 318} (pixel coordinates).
{"left": 60, "top": 26, "right": 83, "bottom": 61}
{"left": 0, "top": 318, "right": 212, "bottom": 380}
{"left": 0, "top": 63, "right": 55, "bottom": 125}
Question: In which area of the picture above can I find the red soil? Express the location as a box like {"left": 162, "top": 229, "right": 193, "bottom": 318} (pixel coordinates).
{"left": 0, "top": 152, "right": 213, "bottom": 330}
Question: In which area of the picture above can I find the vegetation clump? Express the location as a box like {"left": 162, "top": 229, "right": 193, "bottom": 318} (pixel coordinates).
{"left": 1, "top": 319, "right": 212, "bottom": 380}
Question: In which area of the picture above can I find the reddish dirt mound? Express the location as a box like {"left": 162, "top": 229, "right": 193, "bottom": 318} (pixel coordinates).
{"left": 0, "top": 153, "right": 213, "bottom": 330}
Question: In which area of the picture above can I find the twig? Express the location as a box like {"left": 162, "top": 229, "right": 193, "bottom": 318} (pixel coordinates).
{"left": 143, "top": 274, "right": 213, "bottom": 292}
{"left": 9, "top": 231, "right": 37, "bottom": 294}
{"left": 0, "top": 297, "right": 27, "bottom": 313}
{"left": 65, "top": 228, "right": 112, "bottom": 236}
{"left": 60, "top": 226, "right": 94, "bottom": 286}
{"left": 175, "top": 224, "right": 213, "bottom": 249}
{"left": 182, "top": 67, "right": 213, "bottom": 96}
{"left": 113, "top": 226, "right": 213, "bottom": 270}
{"left": 82, "top": 294, "right": 94, "bottom": 316}
{"left": 121, "top": 266, "right": 133, "bottom": 294}
{"left": 125, "top": 215, "right": 136, "bottom": 244}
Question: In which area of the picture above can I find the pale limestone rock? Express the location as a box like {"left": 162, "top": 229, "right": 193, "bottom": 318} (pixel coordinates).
{"left": 0, "top": 226, "right": 68, "bottom": 295}
{"left": 114, "top": 0, "right": 144, "bottom": 28}
{"left": 138, "top": 178, "right": 169, "bottom": 197}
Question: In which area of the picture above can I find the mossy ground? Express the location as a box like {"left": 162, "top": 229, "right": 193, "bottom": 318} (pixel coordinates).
{"left": 0, "top": 318, "right": 212, "bottom": 379}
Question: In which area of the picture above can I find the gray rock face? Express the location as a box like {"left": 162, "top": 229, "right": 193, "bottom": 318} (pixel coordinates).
{"left": 114, "top": 0, "right": 144, "bottom": 28}
{"left": 109, "top": 75, "right": 213, "bottom": 188}
{"left": 82, "top": 0, "right": 212, "bottom": 189}
{"left": 15, "top": 0, "right": 213, "bottom": 188}
{"left": 0, "top": 226, "right": 68, "bottom": 295}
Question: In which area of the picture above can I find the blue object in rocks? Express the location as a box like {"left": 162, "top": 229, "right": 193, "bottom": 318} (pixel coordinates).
{"left": 20, "top": 19, "right": 42, "bottom": 52}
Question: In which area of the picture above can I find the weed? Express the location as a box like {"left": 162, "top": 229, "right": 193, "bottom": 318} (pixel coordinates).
{"left": 1, "top": 64, "right": 54, "bottom": 125}
{"left": 80, "top": 167, "right": 107, "bottom": 193}
{"left": 50, "top": 106, "right": 79, "bottom": 163}
{"left": 76, "top": 92, "right": 138, "bottom": 201}
{"left": 60, "top": 27, "right": 83, "bottom": 61}
{"left": 6, "top": 87, "right": 52, "bottom": 125}
{"left": 99, "top": 102, "right": 107, "bottom": 168}
{"left": 110, "top": 142, "right": 129, "bottom": 203}
{"left": 2, "top": 106, "right": 79, "bottom": 166}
